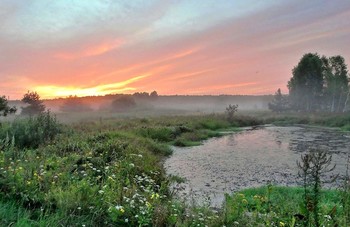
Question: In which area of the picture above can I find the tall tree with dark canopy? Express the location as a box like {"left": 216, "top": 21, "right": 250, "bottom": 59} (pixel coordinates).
{"left": 21, "top": 91, "right": 46, "bottom": 115}
{"left": 322, "top": 55, "right": 349, "bottom": 112}
{"left": 288, "top": 53, "right": 324, "bottom": 112}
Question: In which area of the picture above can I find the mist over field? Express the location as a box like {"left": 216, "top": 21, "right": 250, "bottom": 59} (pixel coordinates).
{"left": 8, "top": 94, "right": 272, "bottom": 120}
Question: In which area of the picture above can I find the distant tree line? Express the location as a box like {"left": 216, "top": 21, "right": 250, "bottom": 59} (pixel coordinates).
{"left": 269, "top": 53, "right": 350, "bottom": 113}
{"left": 60, "top": 95, "right": 92, "bottom": 112}
{"left": 132, "top": 91, "right": 158, "bottom": 99}
{"left": 1, "top": 90, "right": 160, "bottom": 116}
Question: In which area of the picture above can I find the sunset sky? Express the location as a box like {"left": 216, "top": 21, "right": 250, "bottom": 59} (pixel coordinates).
{"left": 1, "top": 0, "right": 350, "bottom": 99}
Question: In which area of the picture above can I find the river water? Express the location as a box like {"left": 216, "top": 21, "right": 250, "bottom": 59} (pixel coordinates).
{"left": 164, "top": 125, "right": 350, "bottom": 207}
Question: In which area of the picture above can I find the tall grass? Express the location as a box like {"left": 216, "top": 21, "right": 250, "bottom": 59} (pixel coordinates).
{"left": 224, "top": 186, "right": 342, "bottom": 226}
{"left": 0, "top": 110, "right": 61, "bottom": 149}
{"left": 3, "top": 112, "right": 350, "bottom": 226}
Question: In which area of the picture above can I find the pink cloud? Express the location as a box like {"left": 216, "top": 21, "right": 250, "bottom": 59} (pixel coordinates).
{"left": 54, "top": 39, "right": 124, "bottom": 59}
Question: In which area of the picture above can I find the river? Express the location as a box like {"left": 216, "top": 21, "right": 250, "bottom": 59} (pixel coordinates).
{"left": 164, "top": 125, "right": 350, "bottom": 207}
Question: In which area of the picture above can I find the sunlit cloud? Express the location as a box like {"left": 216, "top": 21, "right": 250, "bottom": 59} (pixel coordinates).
{"left": 54, "top": 39, "right": 124, "bottom": 59}
{"left": 35, "top": 75, "right": 149, "bottom": 98}
{"left": 165, "top": 69, "right": 214, "bottom": 81}
{"left": 169, "top": 47, "right": 201, "bottom": 60}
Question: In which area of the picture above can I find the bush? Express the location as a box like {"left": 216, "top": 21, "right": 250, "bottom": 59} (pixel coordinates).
{"left": 225, "top": 104, "right": 238, "bottom": 122}
{"left": 0, "top": 96, "right": 17, "bottom": 117}
{"left": 60, "top": 96, "right": 92, "bottom": 112}
{"left": 0, "top": 111, "right": 61, "bottom": 149}
{"left": 111, "top": 96, "right": 136, "bottom": 112}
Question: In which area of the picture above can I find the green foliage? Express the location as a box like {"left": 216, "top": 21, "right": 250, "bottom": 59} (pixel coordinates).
{"left": 21, "top": 91, "right": 46, "bottom": 115}
{"left": 323, "top": 55, "right": 349, "bottom": 112}
{"left": 288, "top": 53, "right": 324, "bottom": 111}
{"left": 8, "top": 113, "right": 350, "bottom": 226}
{"left": 0, "top": 199, "right": 36, "bottom": 226}
{"left": 297, "top": 150, "right": 337, "bottom": 226}
{"left": 0, "top": 95, "right": 17, "bottom": 117}
{"left": 286, "top": 53, "right": 349, "bottom": 113}
{"left": 224, "top": 186, "right": 342, "bottom": 226}
{"left": 341, "top": 156, "right": 350, "bottom": 226}
{"left": 0, "top": 113, "right": 261, "bottom": 226}
{"left": 0, "top": 110, "right": 61, "bottom": 149}
{"left": 137, "top": 127, "right": 175, "bottom": 142}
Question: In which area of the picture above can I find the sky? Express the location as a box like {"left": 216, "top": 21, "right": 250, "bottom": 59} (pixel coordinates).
{"left": 1, "top": 0, "right": 350, "bottom": 99}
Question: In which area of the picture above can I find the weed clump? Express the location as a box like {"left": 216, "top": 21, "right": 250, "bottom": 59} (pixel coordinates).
{"left": 297, "top": 149, "right": 337, "bottom": 226}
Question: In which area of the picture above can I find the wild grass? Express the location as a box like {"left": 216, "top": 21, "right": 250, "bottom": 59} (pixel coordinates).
{"left": 223, "top": 186, "right": 342, "bottom": 226}
{"left": 1, "top": 110, "right": 350, "bottom": 226}
{"left": 0, "top": 113, "right": 260, "bottom": 226}
{"left": 0, "top": 110, "right": 61, "bottom": 149}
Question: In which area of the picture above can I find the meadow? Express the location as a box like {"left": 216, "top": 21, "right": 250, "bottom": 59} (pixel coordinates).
{"left": 1, "top": 110, "right": 350, "bottom": 226}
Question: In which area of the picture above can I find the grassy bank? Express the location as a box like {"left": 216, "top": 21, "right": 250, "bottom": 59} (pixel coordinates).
{"left": 238, "top": 110, "right": 350, "bottom": 131}
{"left": 0, "top": 113, "right": 260, "bottom": 226}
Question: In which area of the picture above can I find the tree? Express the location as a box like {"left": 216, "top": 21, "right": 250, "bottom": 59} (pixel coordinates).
{"left": 322, "top": 55, "right": 349, "bottom": 112}
{"left": 0, "top": 96, "right": 17, "bottom": 116}
{"left": 21, "top": 91, "right": 45, "bottom": 115}
{"left": 268, "top": 89, "right": 289, "bottom": 112}
{"left": 150, "top": 91, "right": 158, "bottom": 99}
{"left": 288, "top": 53, "right": 324, "bottom": 112}
{"left": 133, "top": 92, "right": 149, "bottom": 98}
{"left": 111, "top": 95, "right": 136, "bottom": 112}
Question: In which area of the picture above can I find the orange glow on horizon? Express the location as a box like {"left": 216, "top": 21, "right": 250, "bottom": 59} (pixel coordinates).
{"left": 35, "top": 74, "right": 149, "bottom": 98}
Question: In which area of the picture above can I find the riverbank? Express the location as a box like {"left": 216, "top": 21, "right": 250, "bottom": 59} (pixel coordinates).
{"left": 241, "top": 111, "right": 350, "bottom": 131}
{"left": 1, "top": 112, "right": 350, "bottom": 226}
{"left": 0, "top": 113, "right": 259, "bottom": 226}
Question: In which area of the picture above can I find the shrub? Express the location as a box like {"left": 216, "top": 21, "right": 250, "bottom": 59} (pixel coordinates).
{"left": 225, "top": 104, "right": 238, "bottom": 122}
{"left": 0, "top": 96, "right": 17, "bottom": 117}
{"left": 111, "top": 96, "right": 136, "bottom": 112}
{"left": 60, "top": 96, "right": 92, "bottom": 112}
{"left": 0, "top": 110, "right": 61, "bottom": 149}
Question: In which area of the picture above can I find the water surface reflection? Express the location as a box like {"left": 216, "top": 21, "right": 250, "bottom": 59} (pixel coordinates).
{"left": 164, "top": 126, "right": 350, "bottom": 207}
